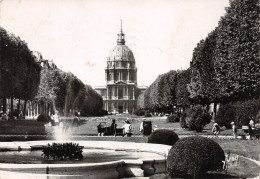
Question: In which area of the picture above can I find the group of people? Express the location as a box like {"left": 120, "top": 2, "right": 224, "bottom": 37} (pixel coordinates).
{"left": 212, "top": 120, "right": 257, "bottom": 139}
{"left": 212, "top": 122, "right": 240, "bottom": 139}
{"left": 49, "top": 110, "right": 80, "bottom": 127}
{"left": 98, "top": 118, "right": 154, "bottom": 137}
{"left": 0, "top": 110, "right": 23, "bottom": 120}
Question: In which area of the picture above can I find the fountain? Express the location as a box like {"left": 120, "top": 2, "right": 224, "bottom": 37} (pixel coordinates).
{"left": 0, "top": 122, "right": 171, "bottom": 178}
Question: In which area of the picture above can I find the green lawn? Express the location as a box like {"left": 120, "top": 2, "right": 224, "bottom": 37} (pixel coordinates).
{"left": 0, "top": 116, "right": 259, "bottom": 178}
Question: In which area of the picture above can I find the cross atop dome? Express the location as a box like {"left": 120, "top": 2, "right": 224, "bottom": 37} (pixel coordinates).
{"left": 117, "top": 20, "right": 125, "bottom": 45}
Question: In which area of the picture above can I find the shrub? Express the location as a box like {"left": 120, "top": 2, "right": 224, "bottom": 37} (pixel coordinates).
{"left": 167, "top": 136, "right": 225, "bottom": 178}
{"left": 148, "top": 129, "right": 179, "bottom": 146}
{"left": 37, "top": 114, "right": 51, "bottom": 123}
{"left": 181, "top": 105, "right": 211, "bottom": 132}
{"left": 215, "top": 104, "right": 235, "bottom": 129}
{"left": 167, "top": 114, "right": 180, "bottom": 123}
{"left": 233, "top": 99, "right": 260, "bottom": 126}
{"left": 96, "top": 109, "right": 108, "bottom": 116}
{"left": 42, "top": 143, "right": 83, "bottom": 160}
{"left": 134, "top": 109, "right": 146, "bottom": 116}
{"left": 180, "top": 112, "right": 187, "bottom": 128}
{"left": 144, "top": 112, "right": 152, "bottom": 117}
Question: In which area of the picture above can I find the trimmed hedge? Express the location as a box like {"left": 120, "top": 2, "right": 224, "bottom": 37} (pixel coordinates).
{"left": 148, "top": 129, "right": 179, "bottom": 146}
{"left": 37, "top": 114, "right": 51, "bottom": 123}
{"left": 144, "top": 112, "right": 152, "bottom": 117}
{"left": 167, "top": 114, "right": 180, "bottom": 123}
{"left": 134, "top": 109, "right": 146, "bottom": 116}
{"left": 167, "top": 136, "right": 225, "bottom": 178}
{"left": 180, "top": 105, "right": 212, "bottom": 132}
{"left": 215, "top": 99, "right": 260, "bottom": 128}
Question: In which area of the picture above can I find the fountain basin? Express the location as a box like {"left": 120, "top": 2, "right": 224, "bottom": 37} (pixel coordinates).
{"left": 0, "top": 141, "right": 171, "bottom": 179}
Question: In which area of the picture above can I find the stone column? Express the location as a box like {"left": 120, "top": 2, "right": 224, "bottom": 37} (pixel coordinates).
{"left": 107, "top": 88, "right": 109, "bottom": 100}
{"left": 36, "top": 103, "right": 39, "bottom": 117}
{"left": 133, "top": 87, "right": 135, "bottom": 100}
{"left": 127, "top": 70, "right": 130, "bottom": 82}
{"left": 126, "top": 87, "right": 129, "bottom": 99}
{"left": 105, "top": 70, "right": 108, "bottom": 82}
{"left": 126, "top": 102, "right": 128, "bottom": 113}
{"left": 123, "top": 86, "right": 125, "bottom": 99}
{"left": 117, "top": 86, "right": 118, "bottom": 99}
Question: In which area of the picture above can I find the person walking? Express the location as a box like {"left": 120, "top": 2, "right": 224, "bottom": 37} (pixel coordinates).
{"left": 249, "top": 120, "right": 255, "bottom": 140}
{"left": 231, "top": 122, "right": 237, "bottom": 139}
{"left": 123, "top": 119, "right": 132, "bottom": 137}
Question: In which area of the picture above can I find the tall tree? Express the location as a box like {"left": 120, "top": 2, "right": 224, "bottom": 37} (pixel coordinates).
{"left": 214, "top": 0, "right": 260, "bottom": 101}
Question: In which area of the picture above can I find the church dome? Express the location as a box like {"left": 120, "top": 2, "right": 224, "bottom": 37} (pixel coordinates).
{"left": 107, "top": 45, "right": 135, "bottom": 61}
{"left": 107, "top": 20, "right": 135, "bottom": 62}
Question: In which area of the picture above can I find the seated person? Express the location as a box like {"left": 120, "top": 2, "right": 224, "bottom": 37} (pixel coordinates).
{"left": 212, "top": 123, "right": 220, "bottom": 137}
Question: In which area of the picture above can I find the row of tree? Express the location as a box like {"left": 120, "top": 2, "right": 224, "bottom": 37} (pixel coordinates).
{"left": 138, "top": 0, "right": 260, "bottom": 114}
{"left": 0, "top": 27, "right": 103, "bottom": 118}
{"left": 137, "top": 70, "right": 190, "bottom": 113}
{"left": 36, "top": 66, "right": 103, "bottom": 116}
{"left": 189, "top": 0, "right": 260, "bottom": 105}
{"left": 0, "top": 27, "right": 41, "bottom": 118}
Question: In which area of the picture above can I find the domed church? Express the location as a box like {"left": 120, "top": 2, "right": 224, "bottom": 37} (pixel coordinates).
{"left": 95, "top": 21, "right": 147, "bottom": 114}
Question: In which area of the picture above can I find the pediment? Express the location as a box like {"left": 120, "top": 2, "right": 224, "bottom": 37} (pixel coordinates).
{"left": 115, "top": 81, "right": 127, "bottom": 85}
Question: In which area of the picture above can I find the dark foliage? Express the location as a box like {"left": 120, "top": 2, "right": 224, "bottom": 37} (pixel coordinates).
{"left": 167, "top": 136, "right": 225, "bottom": 178}
{"left": 233, "top": 99, "right": 260, "bottom": 126}
{"left": 167, "top": 113, "right": 180, "bottom": 123}
{"left": 37, "top": 114, "right": 51, "bottom": 123}
{"left": 42, "top": 143, "right": 84, "bottom": 160}
{"left": 96, "top": 109, "right": 108, "bottom": 116}
{"left": 215, "top": 104, "right": 235, "bottom": 129}
{"left": 181, "top": 105, "right": 212, "bottom": 132}
{"left": 180, "top": 112, "right": 187, "bottom": 129}
{"left": 144, "top": 112, "right": 152, "bottom": 117}
{"left": 148, "top": 129, "right": 179, "bottom": 146}
{"left": 134, "top": 109, "right": 146, "bottom": 116}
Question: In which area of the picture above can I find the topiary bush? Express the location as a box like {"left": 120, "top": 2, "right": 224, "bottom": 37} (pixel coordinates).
{"left": 167, "top": 113, "right": 180, "bottom": 123}
{"left": 42, "top": 143, "right": 84, "bottom": 160}
{"left": 134, "top": 109, "right": 146, "bottom": 116}
{"left": 181, "top": 105, "right": 212, "bottom": 132}
{"left": 148, "top": 129, "right": 179, "bottom": 146}
{"left": 37, "top": 114, "right": 51, "bottom": 123}
{"left": 215, "top": 104, "right": 235, "bottom": 129}
{"left": 167, "top": 136, "right": 225, "bottom": 178}
{"left": 144, "top": 112, "right": 152, "bottom": 117}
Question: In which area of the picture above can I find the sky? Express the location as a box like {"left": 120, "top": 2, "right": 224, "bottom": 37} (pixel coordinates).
{"left": 0, "top": 0, "right": 229, "bottom": 88}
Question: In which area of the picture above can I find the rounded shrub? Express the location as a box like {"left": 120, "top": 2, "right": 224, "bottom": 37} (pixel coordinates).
{"left": 167, "top": 113, "right": 180, "bottom": 123}
{"left": 37, "top": 114, "right": 51, "bottom": 123}
{"left": 144, "top": 112, "right": 152, "bottom": 117}
{"left": 167, "top": 136, "right": 225, "bottom": 178}
{"left": 181, "top": 105, "right": 211, "bottom": 132}
{"left": 148, "top": 129, "right": 179, "bottom": 146}
{"left": 134, "top": 109, "right": 145, "bottom": 116}
{"left": 215, "top": 104, "right": 235, "bottom": 129}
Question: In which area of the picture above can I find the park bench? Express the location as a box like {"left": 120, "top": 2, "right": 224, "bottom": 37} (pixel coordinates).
{"left": 97, "top": 122, "right": 125, "bottom": 136}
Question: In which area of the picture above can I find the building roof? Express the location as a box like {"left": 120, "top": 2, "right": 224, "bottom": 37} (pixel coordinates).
{"left": 107, "top": 20, "right": 135, "bottom": 62}
{"left": 107, "top": 45, "right": 135, "bottom": 61}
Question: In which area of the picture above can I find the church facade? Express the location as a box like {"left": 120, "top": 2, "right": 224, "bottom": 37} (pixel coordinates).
{"left": 95, "top": 22, "right": 146, "bottom": 114}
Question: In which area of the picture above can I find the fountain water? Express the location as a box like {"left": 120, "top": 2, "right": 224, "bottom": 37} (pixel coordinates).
{"left": 0, "top": 119, "right": 171, "bottom": 178}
